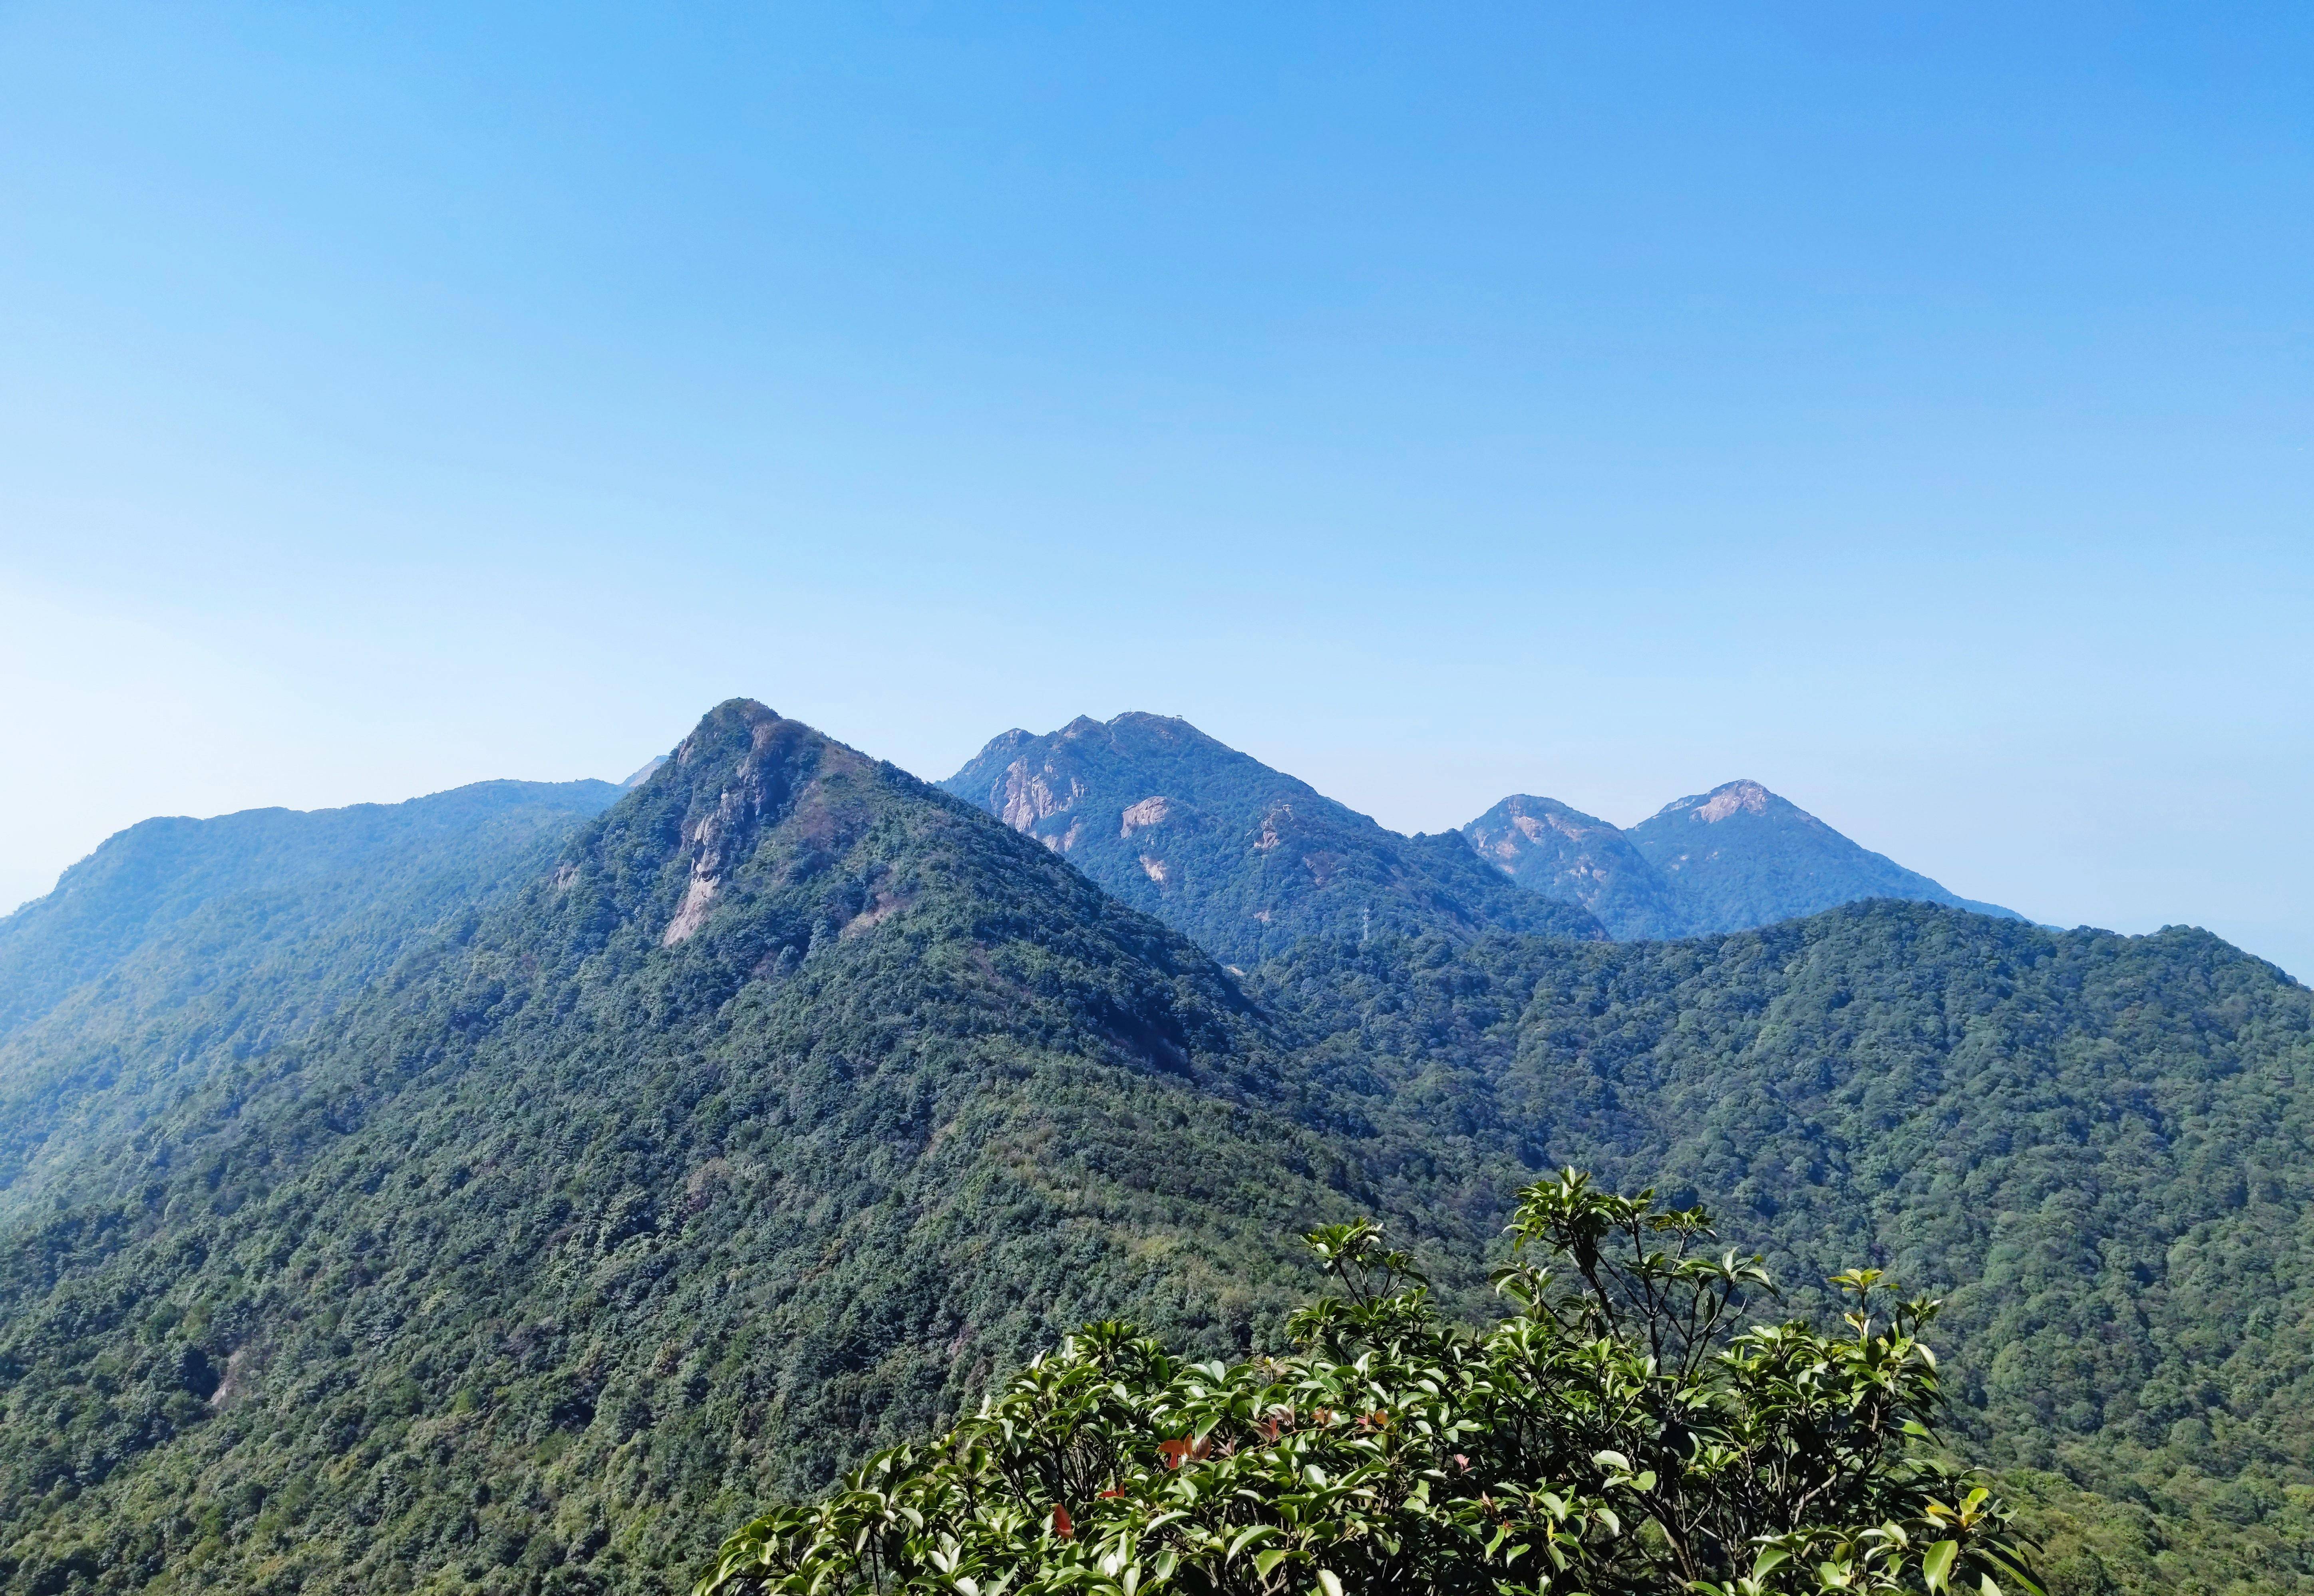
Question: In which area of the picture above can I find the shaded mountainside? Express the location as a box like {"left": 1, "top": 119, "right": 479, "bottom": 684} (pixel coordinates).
{"left": 1250, "top": 908, "right": 2314, "bottom": 1592}
{"left": 0, "top": 780, "right": 622, "bottom": 1218}
{"left": 1466, "top": 778, "right": 2020, "bottom": 937}
{"left": 0, "top": 703, "right": 1401, "bottom": 1596}
{"left": 942, "top": 713, "right": 1601, "bottom": 966}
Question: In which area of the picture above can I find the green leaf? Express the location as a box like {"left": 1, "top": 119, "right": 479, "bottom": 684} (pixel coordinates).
{"left": 1923, "top": 1539, "right": 1956, "bottom": 1592}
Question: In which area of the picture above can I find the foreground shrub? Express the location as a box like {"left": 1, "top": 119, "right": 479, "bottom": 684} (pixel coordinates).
{"left": 700, "top": 1170, "right": 2036, "bottom": 1596}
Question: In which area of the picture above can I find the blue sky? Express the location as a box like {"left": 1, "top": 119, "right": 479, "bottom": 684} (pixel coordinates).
{"left": 2, "top": 2, "right": 2310, "bottom": 975}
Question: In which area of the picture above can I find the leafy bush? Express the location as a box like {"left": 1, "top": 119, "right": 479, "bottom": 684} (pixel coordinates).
{"left": 700, "top": 1171, "right": 2036, "bottom": 1596}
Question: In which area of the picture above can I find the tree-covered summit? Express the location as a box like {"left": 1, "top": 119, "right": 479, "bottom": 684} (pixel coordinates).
{"left": 0, "top": 776, "right": 624, "bottom": 1220}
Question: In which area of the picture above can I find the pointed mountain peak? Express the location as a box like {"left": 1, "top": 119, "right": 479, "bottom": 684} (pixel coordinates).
{"left": 577, "top": 701, "right": 883, "bottom": 947}
{"left": 1625, "top": 778, "right": 2019, "bottom": 930}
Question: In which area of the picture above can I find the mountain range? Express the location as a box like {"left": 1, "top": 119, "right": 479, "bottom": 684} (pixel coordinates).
{"left": 945, "top": 712, "right": 2016, "bottom": 951}
{"left": 938, "top": 713, "right": 1602, "bottom": 965}
{"left": 0, "top": 700, "right": 2302, "bottom": 1596}
{"left": 1463, "top": 780, "right": 2020, "bottom": 939}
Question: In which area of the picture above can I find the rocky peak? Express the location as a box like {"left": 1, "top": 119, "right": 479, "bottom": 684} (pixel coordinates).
{"left": 658, "top": 700, "right": 873, "bottom": 945}
{"left": 1693, "top": 780, "right": 1772, "bottom": 824}
{"left": 1650, "top": 779, "right": 1799, "bottom": 828}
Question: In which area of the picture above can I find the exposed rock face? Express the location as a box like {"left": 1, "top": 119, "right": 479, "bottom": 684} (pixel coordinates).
{"left": 999, "top": 768, "right": 1084, "bottom": 833}
{"left": 1119, "top": 796, "right": 1174, "bottom": 838}
{"left": 941, "top": 713, "right": 1602, "bottom": 965}
{"left": 657, "top": 701, "right": 875, "bottom": 946}
{"left": 1692, "top": 780, "right": 1773, "bottom": 824}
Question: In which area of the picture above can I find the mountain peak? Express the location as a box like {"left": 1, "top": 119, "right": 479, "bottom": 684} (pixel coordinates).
{"left": 1461, "top": 794, "right": 1684, "bottom": 938}
{"left": 942, "top": 713, "right": 1599, "bottom": 961}
{"left": 638, "top": 701, "right": 877, "bottom": 945}
{"left": 1469, "top": 778, "right": 2022, "bottom": 936}
{"left": 1649, "top": 778, "right": 1791, "bottom": 826}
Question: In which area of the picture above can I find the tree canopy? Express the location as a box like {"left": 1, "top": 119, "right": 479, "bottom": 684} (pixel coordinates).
{"left": 700, "top": 1172, "right": 2036, "bottom": 1596}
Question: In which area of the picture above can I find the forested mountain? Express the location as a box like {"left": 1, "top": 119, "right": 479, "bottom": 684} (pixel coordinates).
{"left": 0, "top": 779, "right": 621, "bottom": 1219}
{"left": 1460, "top": 793, "right": 1685, "bottom": 938}
{"left": 0, "top": 703, "right": 1395, "bottom": 1595}
{"left": 1626, "top": 780, "right": 2020, "bottom": 928}
{"left": 1466, "top": 779, "right": 2019, "bottom": 936}
{"left": 0, "top": 778, "right": 622, "bottom": 1036}
{"left": 941, "top": 713, "right": 1600, "bottom": 964}
{"left": 1252, "top": 908, "right": 2314, "bottom": 1592}
{"left": 4, "top": 699, "right": 2310, "bottom": 1596}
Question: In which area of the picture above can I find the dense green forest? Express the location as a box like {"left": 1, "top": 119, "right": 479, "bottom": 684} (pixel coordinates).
{"left": 699, "top": 1178, "right": 2034, "bottom": 1596}
{"left": 1, "top": 701, "right": 2308, "bottom": 1594}
{"left": 1250, "top": 911, "right": 2314, "bottom": 1592}
{"left": 0, "top": 779, "right": 620, "bottom": 1221}
{"left": 940, "top": 713, "right": 1600, "bottom": 965}
{"left": 0, "top": 705, "right": 1386, "bottom": 1594}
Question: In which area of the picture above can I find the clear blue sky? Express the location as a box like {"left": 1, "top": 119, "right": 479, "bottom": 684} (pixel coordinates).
{"left": 2, "top": 3, "right": 2309, "bottom": 976}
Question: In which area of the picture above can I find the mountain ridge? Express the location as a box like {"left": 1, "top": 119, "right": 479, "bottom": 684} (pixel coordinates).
{"left": 940, "top": 712, "right": 1602, "bottom": 964}
{"left": 1467, "top": 776, "right": 2022, "bottom": 936}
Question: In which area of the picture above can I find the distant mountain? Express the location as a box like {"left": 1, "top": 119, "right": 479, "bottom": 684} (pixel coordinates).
{"left": 0, "top": 780, "right": 624, "bottom": 1212}
{"left": 941, "top": 713, "right": 1601, "bottom": 965}
{"left": 1627, "top": 779, "right": 2022, "bottom": 930}
{"left": 1465, "top": 778, "right": 2019, "bottom": 936}
{"left": 0, "top": 778, "right": 621, "bottom": 1038}
{"left": 1462, "top": 794, "right": 1686, "bottom": 939}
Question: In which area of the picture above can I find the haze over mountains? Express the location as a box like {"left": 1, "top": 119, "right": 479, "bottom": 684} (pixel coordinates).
{"left": 2, "top": 699, "right": 2305, "bottom": 1596}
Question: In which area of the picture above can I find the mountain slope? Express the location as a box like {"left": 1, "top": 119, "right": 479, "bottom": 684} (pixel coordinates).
{"left": 1251, "top": 907, "right": 2314, "bottom": 1592}
{"left": 1626, "top": 779, "right": 2020, "bottom": 931}
{"left": 0, "top": 779, "right": 622, "bottom": 1217}
{"left": 0, "top": 778, "right": 622, "bottom": 1037}
{"left": 942, "top": 714, "right": 1600, "bottom": 965}
{"left": 4, "top": 712, "right": 2302, "bottom": 1596}
{"left": 1460, "top": 794, "right": 1684, "bottom": 938}
{"left": 0, "top": 703, "right": 1388, "bottom": 1596}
